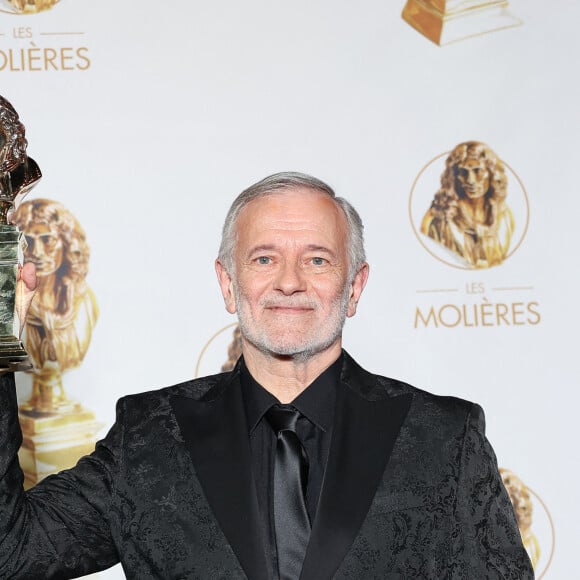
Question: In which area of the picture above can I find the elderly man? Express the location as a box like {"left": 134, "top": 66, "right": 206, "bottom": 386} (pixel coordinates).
{"left": 1, "top": 172, "right": 533, "bottom": 579}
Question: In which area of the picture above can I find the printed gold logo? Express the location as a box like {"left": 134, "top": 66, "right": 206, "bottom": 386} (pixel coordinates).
{"left": 0, "top": 2, "right": 90, "bottom": 72}
{"left": 409, "top": 141, "right": 529, "bottom": 270}
{"left": 0, "top": 0, "right": 61, "bottom": 15}
{"left": 14, "top": 199, "right": 102, "bottom": 487}
{"left": 500, "top": 468, "right": 555, "bottom": 578}
{"left": 402, "top": 0, "right": 522, "bottom": 46}
{"left": 409, "top": 142, "right": 539, "bottom": 330}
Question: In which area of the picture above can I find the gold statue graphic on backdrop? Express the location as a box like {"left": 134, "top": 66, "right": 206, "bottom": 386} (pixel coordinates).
{"left": 402, "top": 0, "right": 522, "bottom": 46}
{"left": 13, "top": 199, "right": 101, "bottom": 486}
{"left": 420, "top": 141, "right": 514, "bottom": 268}
{"left": 14, "top": 199, "right": 98, "bottom": 411}
{"left": 1, "top": 0, "right": 60, "bottom": 14}
{"left": 500, "top": 468, "right": 541, "bottom": 570}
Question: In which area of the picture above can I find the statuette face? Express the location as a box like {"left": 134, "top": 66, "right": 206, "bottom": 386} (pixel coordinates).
{"left": 0, "top": 96, "right": 26, "bottom": 172}
{"left": 0, "top": 96, "right": 41, "bottom": 223}
{"left": 420, "top": 141, "right": 514, "bottom": 269}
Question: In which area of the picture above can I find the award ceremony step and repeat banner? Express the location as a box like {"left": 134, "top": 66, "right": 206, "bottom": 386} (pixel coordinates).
{"left": 2, "top": 1, "right": 577, "bottom": 577}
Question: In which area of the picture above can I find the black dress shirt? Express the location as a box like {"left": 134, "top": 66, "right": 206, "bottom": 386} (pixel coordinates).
{"left": 240, "top": 355, "right": 341, "bottom": 580}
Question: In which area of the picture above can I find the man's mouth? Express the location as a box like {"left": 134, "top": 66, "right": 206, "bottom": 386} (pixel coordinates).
{"left": 268, "top": 306, "right": 313, "bottom": 313}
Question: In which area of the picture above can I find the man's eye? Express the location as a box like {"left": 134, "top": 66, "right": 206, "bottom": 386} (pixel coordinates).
{"left": 311, "top": 257, "right": 326, "bottom": 266}
{"left": 256, "top": 256, "right": 271, "bottom": 265}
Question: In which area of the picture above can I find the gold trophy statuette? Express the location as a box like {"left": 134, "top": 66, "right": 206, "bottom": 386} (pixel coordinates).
{"left": 13, "top": 199, "right": 101, "bottom": 487}
{"left": 0, "top": 96, "right": 41, "bottom": 372}
{"left": 401, "top": 0, "right": 522, "bottom": 46}
{"left": 1, "top": 0, "right": 60, "bottom": 14}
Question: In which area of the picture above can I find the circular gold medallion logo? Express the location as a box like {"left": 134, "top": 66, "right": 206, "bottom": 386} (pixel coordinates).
{"left": 409, "top": 141, "right": 529, "bottom": 269}
{"left": 195, "top": 323, "right": 240, "bottom": 378}
{"left": 0, "top": 0, "right": 61, "bottom": 15}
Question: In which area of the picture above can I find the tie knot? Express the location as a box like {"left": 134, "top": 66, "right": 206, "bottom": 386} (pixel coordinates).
{"left": 266, "top": 404, "right": 301, "bottom": 433}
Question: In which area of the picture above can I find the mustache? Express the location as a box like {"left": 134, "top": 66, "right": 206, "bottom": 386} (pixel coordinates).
{"left": 260, "top": 298, "right": 319, "bottom": 309}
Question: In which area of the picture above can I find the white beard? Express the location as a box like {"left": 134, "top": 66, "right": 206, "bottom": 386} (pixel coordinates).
{"left": 234, "top": 282, "right": 350, "bottom": 361}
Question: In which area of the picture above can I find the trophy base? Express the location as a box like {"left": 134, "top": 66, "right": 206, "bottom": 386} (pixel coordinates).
{"left": 0, "top": 223, "right": 29, "bottom": 371}
{"left": 402, "top": 0, "right": 522, "bottom": 45}
{"left": 18, "top": 405, "right": 103, "bottom": 488}
{"left": 0, "top": 335, "right": 32, "bottom": 372}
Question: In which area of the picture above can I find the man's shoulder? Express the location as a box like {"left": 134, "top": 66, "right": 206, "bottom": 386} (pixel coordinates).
{"left": 342, "top": 351, "right": 476, "bottom": 418}
{"left": 369, "top": 373, "right": 475, "bottom": 418}
{"left": 117, "top": 369, "right": 236, "bottom": 410}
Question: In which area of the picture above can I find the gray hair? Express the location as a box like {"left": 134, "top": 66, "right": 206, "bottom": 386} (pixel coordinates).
{"left": 218, "top": 171, "right": 366, "bottom": 281}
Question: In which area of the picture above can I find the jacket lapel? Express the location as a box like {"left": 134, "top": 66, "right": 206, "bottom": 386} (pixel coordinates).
{"left": 170, "top": 368, "right": 269, "bottom": 580}
{"left": 300, "top": 354, "right": 413, "bottom": 580}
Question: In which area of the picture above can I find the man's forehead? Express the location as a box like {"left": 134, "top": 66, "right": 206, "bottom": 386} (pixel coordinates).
{"left": 239, "top": 187, "right": 341, "bottom": 219}
{"left": 234, "top": 189, "right": 348, "bottom": 251}
{"left": 239, "top": 194, "right": 345, "bottom": 238}
{"left": 250, "top": 185, "right": 328, "bottom": 201}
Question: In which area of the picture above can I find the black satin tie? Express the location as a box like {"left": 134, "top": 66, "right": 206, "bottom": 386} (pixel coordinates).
{"left": 266, "top": 404, "right": 311, "bottom": 580}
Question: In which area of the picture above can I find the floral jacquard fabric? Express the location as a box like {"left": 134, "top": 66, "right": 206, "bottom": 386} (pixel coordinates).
{"left": 333, "top": 394, "right": 531, "bottom": 579}
{"left": 0, "top": 354, "right": 533, "bottom": 580}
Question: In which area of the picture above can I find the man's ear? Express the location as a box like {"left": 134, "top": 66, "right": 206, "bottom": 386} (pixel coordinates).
{"left": 215, "top": 259, "right": 237, "bottom": 314}
{"left": 346, "top": 262, "right": 369, "bottom": 318}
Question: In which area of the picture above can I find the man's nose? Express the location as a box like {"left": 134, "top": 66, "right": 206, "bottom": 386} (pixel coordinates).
{"left": 274, "top": 261, "right": 306, "bottom": 295}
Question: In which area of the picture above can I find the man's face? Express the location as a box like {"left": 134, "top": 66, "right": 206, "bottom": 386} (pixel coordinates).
{"left": 216, "top": 188, "right": 367, "bottom": 360}
{"left": 24, "top": 222, "right": 63, "bottom": 276}
{"left": 455, "top": 157, "right": 490, "bottom": 200}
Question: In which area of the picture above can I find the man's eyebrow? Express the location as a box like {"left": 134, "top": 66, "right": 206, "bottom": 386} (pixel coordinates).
{"left": 246, "top": 244, "right": 277, "bottom": 255}
{"left": 304, "top": 244, "right": 335, "bottom": 255}
{"left": 245, "top": 244, "right": 337, "bottom": 256}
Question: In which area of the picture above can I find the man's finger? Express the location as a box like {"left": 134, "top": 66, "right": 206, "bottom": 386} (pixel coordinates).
{"left": 18, "top": 262, "right": 37, "bottom": 292}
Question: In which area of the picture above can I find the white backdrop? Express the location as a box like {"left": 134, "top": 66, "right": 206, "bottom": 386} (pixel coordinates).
{"left": 2, "top": 0, "right": 578, "bottom": 577}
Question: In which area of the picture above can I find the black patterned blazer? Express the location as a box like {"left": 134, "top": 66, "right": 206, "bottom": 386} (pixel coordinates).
{"left": 0, "top": 352, "right": 533, "bottom": 579}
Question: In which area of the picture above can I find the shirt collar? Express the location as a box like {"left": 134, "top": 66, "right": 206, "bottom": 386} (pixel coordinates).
{"left": 240, "top": 353, "right": 342, "bottom": 434}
